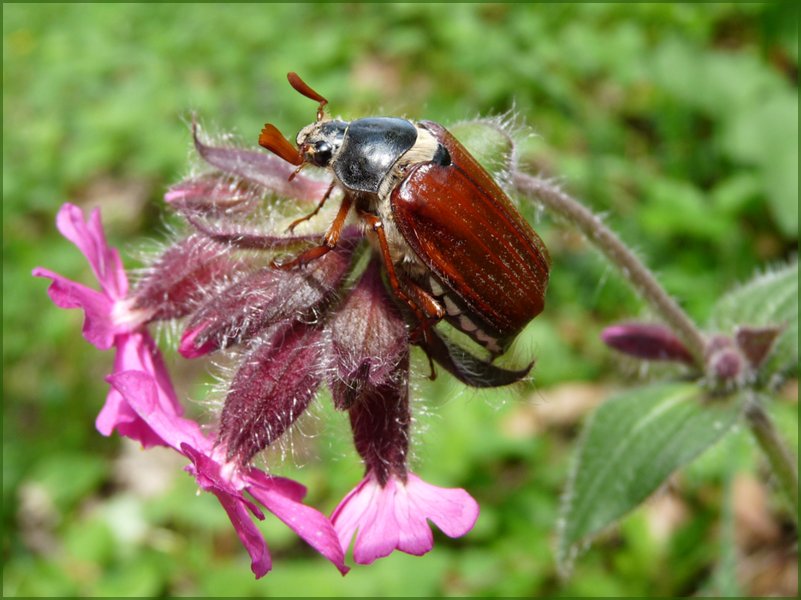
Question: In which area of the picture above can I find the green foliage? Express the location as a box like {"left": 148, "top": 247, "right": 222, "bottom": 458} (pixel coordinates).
{"left": 3, "top": 3, "right": 797, "bottom": 597}
{"left": 557, "top": 383, "right": 743, "bottom": 574}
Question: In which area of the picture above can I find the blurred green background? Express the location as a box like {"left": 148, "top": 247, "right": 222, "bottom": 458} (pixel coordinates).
{"left": 3, "top": 3, "right": 798, "bottom": 596}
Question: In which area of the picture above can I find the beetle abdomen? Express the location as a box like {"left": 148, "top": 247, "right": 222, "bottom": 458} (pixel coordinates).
{"left": 390, "top": 121, "right": 550, "bottom": 351}
{"left": 334, "top": 118, "right": 418, "bottom": 193}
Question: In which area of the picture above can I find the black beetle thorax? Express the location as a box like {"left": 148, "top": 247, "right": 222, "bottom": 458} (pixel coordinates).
{"left": 332, "top": 118, "right": 418, "bottom": 194}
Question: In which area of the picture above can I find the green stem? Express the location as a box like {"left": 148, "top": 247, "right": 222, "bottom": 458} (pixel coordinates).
{"left": 744, "top": 396, "right": 799, "bottom": 519}
{"left": 513, "top": 173, "right": 707, "bottom": 363}
{"left": 513, "top": 172, "right": 799, "bottom": 517}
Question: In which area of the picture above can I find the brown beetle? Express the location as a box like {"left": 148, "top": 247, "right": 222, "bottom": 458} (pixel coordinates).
{"left": 259, "top": 72, "right": 550, "bottom": 357}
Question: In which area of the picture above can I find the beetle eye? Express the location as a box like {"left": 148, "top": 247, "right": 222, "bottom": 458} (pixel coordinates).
{"left": 311, "top": 141, "right": 333, "bottom": 167}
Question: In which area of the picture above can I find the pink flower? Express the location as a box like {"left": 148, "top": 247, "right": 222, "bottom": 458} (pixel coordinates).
{"left": 32, "top": 203, "right": 181, "bottom": 447}
{"left": 33, "top": 203, "right": 134, "bottom": 350}
{"left": 332, "top": 471, "right": 479, "bottom": 565}
{"left": 326, "top": 262, "right": 480, "bottom": 564}
{"left": 108, "top": 370, "right": 348, "bottom": 578}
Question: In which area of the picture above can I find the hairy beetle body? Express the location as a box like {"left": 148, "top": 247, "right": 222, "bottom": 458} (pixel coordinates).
{"left": 258, "top": 73, "right": 550, "bottom": 359}
{"left": 389, "top": 121, "right": 549, "bottom": 353}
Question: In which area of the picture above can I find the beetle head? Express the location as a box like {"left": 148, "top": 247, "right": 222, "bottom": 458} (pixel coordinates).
{"left": 296, "top": 120, "right": 347, "bottom": 168}
{"left": 259, "top": 72, "right": 344, "bottom": 171}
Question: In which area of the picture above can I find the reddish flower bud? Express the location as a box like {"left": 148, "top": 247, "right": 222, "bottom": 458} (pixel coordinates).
{"left": 217, "top": 323, "right": 324, "bottom": 465}
{"left": 131, "top": 234, "right": 244, "bottom": 321}
{"left": 179, "top": 244, "right": 354, "bottom": 357}
{"left": 601, "top": 323, "right": 695, "bottom": 364}
{"left": 711, "top": 348, "right": 744, "bottom": 381}
{"left": 327, "top": 259, "right": 408, "bottom": 410}
{"left": 704, "top": 334, "right": 745, "bottom": 384}
{"left": 348, "top": 363, "right": 411, "bottom": 486}
{"left": 165, "top": 174, "right": 256, "bottom": 216}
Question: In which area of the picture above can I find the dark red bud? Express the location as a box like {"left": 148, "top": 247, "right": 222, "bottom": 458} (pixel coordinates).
{"left": 348, "top": 362, "right": 411, "bottom": 486}
{"left": 179, "top": 245, "right": 354, "bottom": 357}
{"left": 704, "top": 334, "right": 745, "bottom": 383}
{"left": 217, "top": 323, "right": 324, "bottom": 465}
{"left": 327, "top": 259, "right": 408, "bottom": 409}
{"left": 132, "top": 235, "right": 245, "bottom": 321}
{"left": 710, "top": 348, "right": 744, "bottom": 381}
{"left": 734, "top": 325, "right": 782, "bottom": 369}
{"left": 165, "top": 174, "right": 256, "bottom": 216}
{"left": 601, "top": 323, "right": 695, "bottom": 365}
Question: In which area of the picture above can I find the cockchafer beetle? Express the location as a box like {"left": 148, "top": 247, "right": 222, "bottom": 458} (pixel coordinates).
{"left": 259, "top": 72, "right": 550, "bottom": 359}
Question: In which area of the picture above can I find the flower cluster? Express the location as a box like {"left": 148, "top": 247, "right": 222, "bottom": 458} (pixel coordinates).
{"left": 31, "top": 123, "right": 536, "bottom": 576}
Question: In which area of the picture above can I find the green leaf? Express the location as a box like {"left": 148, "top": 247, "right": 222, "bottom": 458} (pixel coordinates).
{"left": 721, "top": 93, "right": 799, "bottom": 237}
{"left": 709, "top": 262, "right": 799, "bottom": 379}
{"left": 557, "top": 383, "right": 742, "bottom": 573}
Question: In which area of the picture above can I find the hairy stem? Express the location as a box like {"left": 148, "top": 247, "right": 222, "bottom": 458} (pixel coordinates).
{"left": 745, "top": 395, "right": 799, "bottom": 519}
{"left": 514, "top": 172, "right": 799, "bottom": 516}
{"left": 513, "top": 173, "right": 707, "bottom": 365}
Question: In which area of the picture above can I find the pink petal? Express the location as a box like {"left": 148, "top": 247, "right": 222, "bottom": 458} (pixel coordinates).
{"left": 333, "top": 472, "right": 480, "bottom": 565}
{"left": 113, "top": 332, "right": 182, "bottom": 415}
{"left": 245, "top": 468, "right": 307, "bottom": 504}
{"left": 333, "top": 475, "right": 402, "bottom": 564}
{"left": 55, "top": 203, "right": 127, "bottom": 299}
{"left": 181, "top": 443, "right": 263, "bottom": 519}
{"left": 96, "top": 386, "right": 165, "bottom": 448}
{"left": 107, "top": 370, "right": 209, "bottom": 453}
{"left": 96, "top": 333, "right": 183, "bottom": 446}
{"left": 247, "top": 471, "right": 349, "bottom": 575}
{"left": 331, "top": 476, "right": 376, "bottom": 554}
{"left": 404, "top": 473, "right": 480, "bottom": 539}
{"left": 208, "top": 485, "right": 272, "bottom": 578}
{"left": 351, "top": 481, "right": 402, "bottom": 564}
{"left": 109, "top": 373, "right": 272, "bottom": 577}
{"left": 33, "top": 267, "right": 116, "bottom": 350}
{"left": 393, "top": 484, "right": 435, "bottom": 556}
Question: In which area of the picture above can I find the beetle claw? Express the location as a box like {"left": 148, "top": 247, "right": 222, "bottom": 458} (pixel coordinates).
{"left": 418, "top": 328, "right": 532, "bottom": 388}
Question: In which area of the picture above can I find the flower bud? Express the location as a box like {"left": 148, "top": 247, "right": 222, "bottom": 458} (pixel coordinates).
{"left": 180, "top": 244, "right": 354, "bottom": 357}
{"left": 217, "top": 323, "right": 324, "bottom": 465}
{"left": 327, "top": 259, "right": 408, "bottom": 410}
{"left": 705, "top": 334, "right": 745, "bottom": 385}
{"left": 347, "top": 365, "right": 411, "bottom": 486}
{"left": 601, "top": 323, "right": 695, "bottom": 364}
{"left": 165, "top": 174, "right": 256, "bottom": 216}
{"left": 131, "top": 234, "right": 244, "bottom": 322}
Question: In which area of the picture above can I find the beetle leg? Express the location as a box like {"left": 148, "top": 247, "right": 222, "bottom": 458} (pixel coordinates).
{"left": 395, "top": 276, "right": 445, "bottom": 381}
{"left": 358, "top": 210, "right": 444, "bottom": 380}
{"left": 272, "top": 192, "right": 354, "bottom": 270}
{"left": 285, "top": 181, "right": 336, "bottom": 233}
{"left": 402, "top": 278, "right": 446, "bottom": 323}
